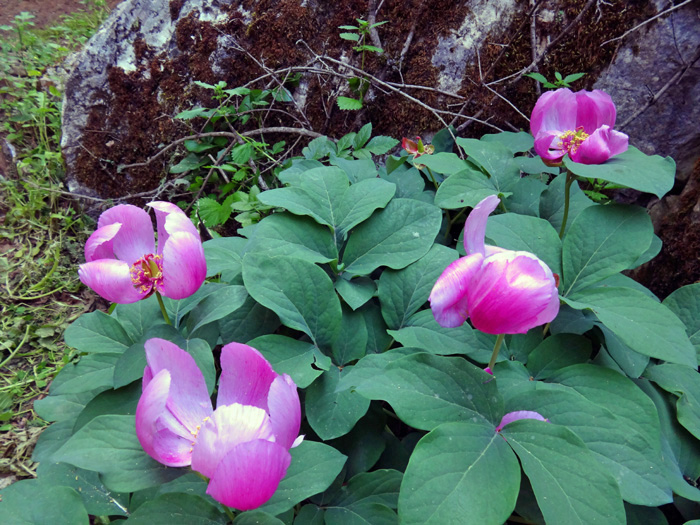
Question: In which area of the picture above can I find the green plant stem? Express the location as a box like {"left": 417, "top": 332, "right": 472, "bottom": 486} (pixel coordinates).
{"left": 107, "top": 303, "right": 117, "bottom": 315}
{"left": 156, "top": 292, "right": 172, "bottom": 325}
{"left": 224, "top": 506, "right": 236, "bottom": 523}
{"left": 0, "top": 326, "right": 30, "bottom": 369}
{"left": 444, "top": 207, "right": 467, "bottom": 242}
{"left": 487, "top": 334, "right": 506, "bottom": 372}
{"left": 559, "top": 171, "right": 575, "bottom": 239}
{"left": 425, "top": 166, "right": 439, "bottom": 190}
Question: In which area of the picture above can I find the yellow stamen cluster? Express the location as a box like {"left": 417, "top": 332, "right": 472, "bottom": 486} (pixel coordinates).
{"left": 129, "top": 253, "right": 164, "bottom": 294}
{"left": 189, "top": 416, "right": 211, "bottom": 452}
{"left": 558, "top": 126, "right": 590, "bottom": 154}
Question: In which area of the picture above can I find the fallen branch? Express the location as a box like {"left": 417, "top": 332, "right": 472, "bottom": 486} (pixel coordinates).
{"left": 601, "top": 0, "right": 695, "bottom": 47}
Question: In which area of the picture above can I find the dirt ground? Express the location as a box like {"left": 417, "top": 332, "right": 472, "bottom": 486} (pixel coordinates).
{"left": 0, "top": 0, "right": 122, "bottom": 28}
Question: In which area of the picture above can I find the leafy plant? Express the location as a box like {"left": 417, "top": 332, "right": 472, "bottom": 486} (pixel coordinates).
{"left": 337, "top": 18, "right": 387, "bottom": 110}
{"left": 525, "top": 70, "right": 586, "bottom": 89}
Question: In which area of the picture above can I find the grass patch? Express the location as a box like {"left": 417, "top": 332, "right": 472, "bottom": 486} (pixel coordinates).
{"left": 0, "top": 0, "right": 111, "bottom": 484}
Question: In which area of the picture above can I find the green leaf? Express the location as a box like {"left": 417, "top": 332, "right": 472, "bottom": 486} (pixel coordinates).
{"left": 433, "top": 166, "right": 501, "bottom": 209}
{"left": 306, "top": 367, "right": 371, "bottom": 440}
{"left": 74, "top": 381, "right": 141, "bottom": 432}
{"left": 218, "top": 295, "right": 280, "bottom": 345}
{"left": 336, "top": 178, "right": 397, "bottom": 240}
{"left": 353, "top": 353, "right": 503, "bottom": 429}
{"left": 485, "top": 213, "right": 562, "bottom": 276}
{"left": 329, "top": 406, "right": 386, "bottom": 477}
{"left": 645, "top": 364, "right": 700, "bottom": 440}
{"left": 64, "top": 310, "right": 133, "bottom": 354}
{"left": 354, "top": 123, "right": 372, "bottom": 150}
{"left": 561, "top": 204, "right": 653, "bottom": 295}
{"left": 564, "top": 287, "right": 697, "bottom": 367}
{"left": 378, "top": 244, "right": 457, "bottom": 329}
{"left": 332, "top": 306, "right": 369, "bottom": 365}
{"left": 417, "top": 152, "right": 468, "bottom": 175}
{"left": 234, "top": 511, "right": 285, "bottom": 524}
{"left": 332, "top": 469, "right": 402, "bottom": 508}
{"left": 170, "top": 153, "right": 206, "bottom": 173}
{"left": 127, "top": 493, "right": 227, "bottom": 524}
{"left": 340, "top": 32, "right": 361, "bottom": 41}
{"left": 325, "top": 503, "right": 398, "bottom": 525}
{"left": 663, "top": 283, "right": 700, "bottom": 359}
{"left": 399, "top": 420, "right": 520, "bottom": 525}
{"left": 54, "top": 415, "right": 186, "bottom": 492}
{"left": 365, "top": 136, "right": 399, "bottom": 155}
{"left": 502, "top": 419, "right": 625, "bottom": 524}
{"left": 197, "top": 197, "right": 232, "bottom": 227}
{"left": 563, "top": 146, "right": 676, "bottom": 199}
{"left": 330, "top": 157, "right": 378, "bottom": 183}
{"left": 539, "top": 173, "right": 594, "bottom": 234}
{"left": 243, "top": 254, "right": 342, "bottom": 349}
{"left": 203, "top": 236, "right": 246, "bottom": 278}
{"left": 248, "top": 335, "right": 324, "bottom": 388}
{"left": 342, "top": 199, "right": 441, "bottom": 275}
{"left": 0, "top": 480, "right": 89, "bottom": 525}
{"left": 335, "top": 277, "right": 376, "bottom": 310}
{"left": 338, "top": 96, "right": 364, "bottom": 110}
{"left": 113, "top": 294, "right": 165, "bottom": 341}
{"left": 185, "top": 285, "right": 248, "bottom": 335}
{"left": 260, "top": 441, "right": 347, "bottom": 516}
{"left": 481, "top": 131, "right": 534, "bottom": 153}
{"left": 526, "top": 334, "right": 591, "bottom": 379}
{"left": 35, "top": 462, "right": 129, "bottom": 517}
{"left": 524, "top": 72, "right": 548, "bottom": 84}
{"left": 455, "top": 137, "right": 520, "bottom": 188}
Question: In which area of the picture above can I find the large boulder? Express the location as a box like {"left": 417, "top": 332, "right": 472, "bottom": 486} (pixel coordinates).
{"left": 62, "top": 0, "right": 698, "bottom": 199}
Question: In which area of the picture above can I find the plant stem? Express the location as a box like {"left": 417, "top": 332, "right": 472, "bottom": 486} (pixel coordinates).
{"left": 156, "top": 292, "right": 172, "bottom": 325}
{"left": 559, "top": 171, "right": 575, "bottom": 239}
{"left": 425, "top": 166, "right": 439, "bottom": 190}
{"left": 107, "top": 303, "right": 117, "bottom": 315}
{"left": 224, "top": 506, "right": 236, "bottom": 523}
{"left": 487, "top": 333, "right": 506, "bottom": 372}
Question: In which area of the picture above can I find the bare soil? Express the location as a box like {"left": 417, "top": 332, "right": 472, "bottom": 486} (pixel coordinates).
{"left": 0, "top": 0, "right": 122, "bottom": 28}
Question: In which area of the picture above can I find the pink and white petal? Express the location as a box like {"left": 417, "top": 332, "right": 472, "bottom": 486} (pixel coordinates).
{"left": 218, "top": 343, "right": 278, "bottom": 409}
{"left": 530, "top": 88, "right": 577, "bottom": 136}
{"left": 144, "top": 338, "right": 213, "bottom": 431}
{"left": 151, "top": 427, "right": 196, "bottom": 467}
{"left": 148, "top": 202, "right": 197, "bottom": 254}
{"left": 206, "top": 440, "right": 292, "bottom": 511}
{"left": 84, "top": 223, "right": 120, "bottom": 262}
{"left": 136, "top": 369, "right": 171, "bottom": 462}
{"left": 428, "top": 254, "right": 483, "bottom": 328}
{"left": 575, "top": 90, "right": 616, "bottom": 132}
{"left": 533, "top": 287, "right": 561, "bottom": 327}
{"left": 79, "top": 259, "right": 146, "bottom": 304}
{"left": 191, "top": 403, "right": 274, "bottom": 479}
{"left": 495, "top": 410, "right": 547, "bottom": 432}
{"left": 607, "top": 129, "right": 629, "bottom": 157}
{"left": 468, "top": 253, "right": 557, "bottom": 334}
{"left": 142, "top": 366, "right": 154, "bottom": 391}
{"left": 97, "top": 204, "right": 155, "bottom": 265}
{"left": 570, "top": 127, "right": 613, "bottom": 164}
{"left": 534, "top": 130, "right": 566, "bottom": 162}
{"left": 268, "top": 375, "right": 301, "bottom": 450}
{"left": 464, "top": 195, "right": 500, "bottom": 255}
{"left": 160, "top": 232, "right": 206, "bottom": 300}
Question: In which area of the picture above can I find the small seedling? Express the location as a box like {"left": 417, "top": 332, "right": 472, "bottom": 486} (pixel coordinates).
{"left": 525, "top": 71, "right": 586, "bottom": 89}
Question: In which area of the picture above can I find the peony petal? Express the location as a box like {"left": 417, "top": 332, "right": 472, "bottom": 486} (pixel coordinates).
{"left": 268, "top": 375, "right": 301, "bottom": 450}
{"left": 78, "top": 259, "right": 146, "bottom": 304}
{"left": 533, "top": 130, "right": 567, "bottom": 162}
{"left": 495, "top": 410, "right": 547, "bottom": 432}
{"left": 206, "top": 439, "right": 292, "bottom": 511}
{"left": 84, "top": 223, "right": 120, "bottom": 262}
{"left": 607, "top": 129, "right": 629, "bottom": 157}
{"left": 97, "top": 204, "right": 155, "bottom": 265}
{"left": 151, "top": 427, "right": 196, "bottom": 467}
{"left": 218, "top": 343, "right": 278, "bottom": 409}
{"left": 136, "top": 369, "right": 180, "bottom": 464}
{"left": 160, "top": 232, "right": 206, "bottom": 300}
{"left": 530, "top": 88, "right": 577, "bottom": 137}
{"left": 570, "top": 126, "right": 614, "bottom": 164}
{"left": 464, "top": 195, "right": 500, "bottom": 255}
{"left": 402, "top": 137, "right": 418, "bottom": 154}
{"left": 191, "top": 403, "right": 274, "bottom": 479}
{"left": 429, "top": 254, "right": 483, "bottom": 328}
{"left": 468, "top": 252, "right": 558, "bottom": 334}
{"left": 147, "top": 202, "right": 199, "bottom": 255}
{"left": 574, "top": 89, "right": 616, "bottom": 133}
{"left": 144, "top": 338, "right": 213, "bottom": 433}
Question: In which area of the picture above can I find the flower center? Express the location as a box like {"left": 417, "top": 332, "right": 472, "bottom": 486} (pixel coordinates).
{"left": 559, "top": 126, "right": 589, "bottom": 154}
{"left": 129, "top": 253, "right": 164, "bottom": 296}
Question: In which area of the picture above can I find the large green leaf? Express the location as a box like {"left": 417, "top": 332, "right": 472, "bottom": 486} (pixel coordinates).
{"left": 245, "top": 213, "right": 338, "bottom": 263}
{"left": 508, "top": 387, "right": 671, "bottom": 506}
{"left": 202, "top": 236, "right": 247, "bottom": 278}
{"left": 456, "top": 137, "right": 520, "bottom": 188}
{"left": 247, "top": 335, "right": 324, "bottom": 388}
{"left": 353, "top": 353, "right": 503, "bottom": 429}
{"left": 0, "top": 480, "right": 89, "bottom": 525}
{"left": 485, "top": 213, "right": 562, "bottom": 275}
{"left": 399, "top": 420, "right": 520, "bottom": 525}
{"left": 325, "top": 503, "right": 398, "bottom": 525}
{"left": 562, "top": 204, "right": 653, "bottom": 295}
{"left": 663, "top": 283, "right": 700, "bottom": 359}
{"left": 243, "top": 254, "right": 341, "bottom": 349}
{"left": 335, "top": 178, "right": 397, "bottom": 239}
{"left": 525, "top": 334, "right": 591, "bottom": 380}
{"left": 73, "top": 381, "right": 141, "bottom": 432}
{"left": 113, "top": 295, "right": 165, "bottom": 341}
{"left": 332, "top": 306, "right": 369, "bottom": 365}
{"left": 260, "top": 441, "right": 347, "bottom": 516}
{"left": 645, "top": 364, "right": 700, "bottom": 440}
{"left": 185, "top": 285, "right": 248, "bottom": 336}
{"left": 335, "top": 277, "right": 376, "bottom": 311}
{"left": 234, "top": 511, "right": 285, "bottom": 524}
{"left": 503, "top": 419, "right": 626, "bottom": 524}
{"left": 342, "top": 199, "right": 441, "bottom": 275}
{"left": 481, "top": 131, "right": 534, "bottom": 153}
{"left": 330, "top": 469, "right": 402, "bottom": 508}
{"left": 53, "top": 414, "right": 185, "bottom": 492}
{"left": 378, "top": 245, "right": 457, "bottom": 330}
{"left": 563, "top": 146, "right": 675, "bottom": 199}
{"left": 306, "top": 367, "right": 371, "bottom": 440}
{"left": 418, "top": 152, "right": 468, "bottom": 174}
{"left": 218, "top": 295, "right": 280, "bottom": 344}
{"left": 564, "top": 287, "right": 697, "bottom": 367}
{"left": 434, "top": 167, "right": 500, "bottom": 209}
{"left": 127, "top": 493, "right": 227, "bottom": 524}
{"left": 64, "top": 310, "right": 132, "bottom": 354}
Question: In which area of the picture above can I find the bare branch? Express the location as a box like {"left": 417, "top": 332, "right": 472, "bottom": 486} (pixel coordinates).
{"left": 601, "top": 0, "right": 695, "bottom": 47}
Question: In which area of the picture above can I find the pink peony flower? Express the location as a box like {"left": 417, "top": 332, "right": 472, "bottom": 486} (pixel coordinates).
{"left": 530, "top": 88, "right": 628, "bottom": 165}
{"left": 495, "top": 411, "right": 548, "bottom": 432}
{"left": 78, "top": 202, "right": 206, "bottom": 303}
{"left": 135, "top": 338, "right": 302, "bottom": 511}
{"left": 429, "top": 195, "right": 559, "bottom": 334}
